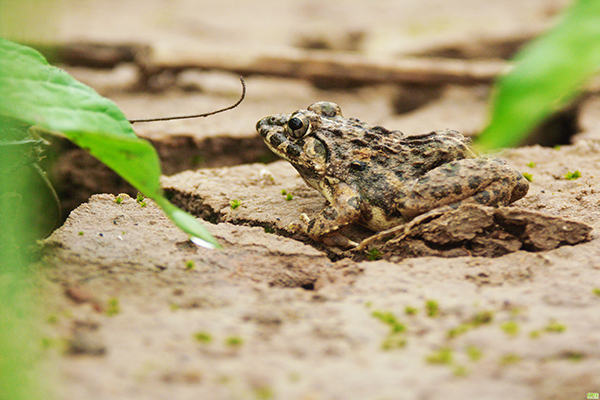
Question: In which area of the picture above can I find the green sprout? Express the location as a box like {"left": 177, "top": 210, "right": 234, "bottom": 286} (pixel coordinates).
{"left": 453, "top": 365, "right": 469, "bottom": 377}
{"left": 544, "top": 320, "right": 566, "bottom": 333}
{"left": 446, "top": 310, "right": 493, "bottom": 339}
{"left": 230, "top": 199, "right": 241, "bottom": 210}
{"left": 522, "top": 172, "right": 533, "bottom": 182}
{"left": 136, "top": 192, "right": 147, "bottom": 207}
{"left": 593, "top": 288, "right": 600, "bottom": 296}
{"left": 106, "top": 298, "right": 120, "bottom": 316}
{"left": 193, "top": 332, "right": 212, "bottom": 344}
{"left": 185, "top": 260, "right": 195, "bottom": 270}
{"left": 114, "top": 195, "right": 124, "bottom": 204}
{"left": 367, "top": 248, "right": 382, "bottom": 261}
{"left": 447, "top": 324, "right": 471, "bottom": 339}
{"left": 470, "top": 310, "right": 494, "bottom": 326}
{"left": 225, "top": 336, "right": 244, "bottom": 347}
{"left": 529, "top": 330, "right": 541, "bottom": 339}
{"left": 426, "top": 347, "right": 453, "bottom": 365}
{"left": 563, "top": 351, "right": 584, "bottom": 361}
{"left": 372, "top": 310, "right": 406, "bottom": 334}
{"left": 526, "top": 162, "right": 536, "bottom": 168}
{"left": 381, "top": 334, "right": 407, "bottom": 351}
{"left": 466, "top": 345, "right": 483, "bottom": 361}
{"left": 564, "top": 170, "right": 581, "bottom": 180}
{"left": 501, "top": 321, "right": 520, "bottom": 337}
{"left": 404, "top": 306, "right": 418, "bottom": 316}
{"left": 253, "top": 385, "right": 275, "bottom": 400}
{"left": 425, "top": 300, "right": 439, "bottom": 317}
{"left": 499, "top": 353, "right": 521, "bottom": 365}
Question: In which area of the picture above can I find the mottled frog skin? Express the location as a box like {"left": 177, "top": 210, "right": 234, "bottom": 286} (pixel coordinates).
{"left": 256, "top": 101, "right": 529, "bottom": 247}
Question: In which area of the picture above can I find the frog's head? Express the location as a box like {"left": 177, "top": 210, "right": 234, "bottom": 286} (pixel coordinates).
{"left": 256, "top": 101, "right": 343, "bottom": 190}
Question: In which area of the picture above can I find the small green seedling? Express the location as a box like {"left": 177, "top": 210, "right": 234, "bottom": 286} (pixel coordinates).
{"left": 426, "top": 347, "right": 453, "bottom": 365}
{"left": 381, "top": 334, "right": 407, "bottom": 350}
{"left": 185, "top": 260, "right": 195, "bottom": 270}
{"left": 526, "top": 162, "right": 536, "bottom": 168}
{"left": 136, "top": 192, "right": 147, "bottom": 207}
{"left": 253, "top": 385, "right": 274, "bottom": 400}
{"left": 500, "top": 353, "right": 521, "bottom": 365}
{"left": 372, "top": 310, "right": 406, "bottom": 334}
{"left": 114, "top": 195, "right": 124, "bottom": 204}
{"left": 564, "top": 170, "right": 581, "bottom": 180}
{"left": 453, "top": 365, "right": 469, "bottom": 377}
{"left": 544, "top": 320, "right": 566, "bottom": 333}
{"left": 470, "top": 310, "right": 494, "bottom": 326}
{"left": 106, "top": 298, "right": 120, "bottom": 316}
{"left": 425, "top": 300, "right": 439, "bottom": 317}
{"left": 367, "top": 248, "right": 382, "bottom": 261}
{"left": 404, "top": 306, "right": 418, "bottom": 316}
{"left": 225, "top": 336, "right": 244, "bottom": 347}
{"left": 466, "top": 345, "right": 483, "bottom": 361}
{"left": 529, "top": 330, "right": 541, "bottom": 339}
{"left": 501, "top": 321, "right": 519, "bottom": 337}
{"left": 193, "top": 332, "right": 212, "bottom": 344}
{"left": 522, "top": 172, "right": 533, "bottom": 182}
{"left": 230, "top": 199, "right": 241, "bottom": 210}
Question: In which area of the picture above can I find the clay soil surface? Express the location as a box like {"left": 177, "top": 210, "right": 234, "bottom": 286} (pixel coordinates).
{"left": 25, "top": 0, "right": 600, "bottom": 399}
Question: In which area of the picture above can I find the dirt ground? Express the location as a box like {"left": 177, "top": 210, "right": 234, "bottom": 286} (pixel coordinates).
{"left": 26, "top": 0, "right": 600, "bottom": 399}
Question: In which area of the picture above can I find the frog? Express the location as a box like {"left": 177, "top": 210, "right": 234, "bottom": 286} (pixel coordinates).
{"left": 256, "top": 101, "right": 529, "bottom": 248}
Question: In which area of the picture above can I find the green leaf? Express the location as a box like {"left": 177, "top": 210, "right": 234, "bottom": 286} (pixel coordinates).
{"left": 477, "top": 0, "right": 600, "bottom": 150}
{"left": 0, "top": 38, "right": 220, "bottom": 248}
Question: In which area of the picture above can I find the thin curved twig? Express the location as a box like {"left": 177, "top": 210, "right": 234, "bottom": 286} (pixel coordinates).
{"left": 129, "top": 76, "right": 246, "bottom": 124}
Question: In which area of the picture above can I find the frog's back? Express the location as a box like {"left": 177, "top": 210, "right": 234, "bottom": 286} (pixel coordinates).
{"left": 330, "top": 126, "right": 476, "bottom": 183}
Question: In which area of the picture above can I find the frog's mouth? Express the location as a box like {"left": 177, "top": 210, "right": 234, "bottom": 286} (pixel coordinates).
{"left": 256, "top": 115, "right": 303, "bottom": 163}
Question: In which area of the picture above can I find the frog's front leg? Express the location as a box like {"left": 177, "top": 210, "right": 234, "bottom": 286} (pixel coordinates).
{"left": 299, "top": 183, "right": 362, "bottom": 247}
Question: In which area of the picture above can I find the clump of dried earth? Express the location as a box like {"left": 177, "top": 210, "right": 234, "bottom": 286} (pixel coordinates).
{"left": 28, "top": 0, "right": 600, "bottom": 399}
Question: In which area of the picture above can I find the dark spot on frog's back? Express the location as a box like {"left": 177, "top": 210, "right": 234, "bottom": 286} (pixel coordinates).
{"left": 475, "top": 190, "right": 491, "bottom": 204}
{"left": 350, "top": 161, "right": 367, "bottom": 171}
{"left": 431, "top": 186, "right": 449, "bottom": 199}
{"left": 452, "top": 182, "right": 463, "bottom": 195}
{"left": 351, "top": 138, "right": 368, "bottom": 147}
{"left": 468, "top": 175, "right": 482, "bottom": 190}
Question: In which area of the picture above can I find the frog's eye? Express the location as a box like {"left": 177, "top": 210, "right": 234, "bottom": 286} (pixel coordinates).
{"left": 286, "top": 115, "right": 310, "bottom": 138}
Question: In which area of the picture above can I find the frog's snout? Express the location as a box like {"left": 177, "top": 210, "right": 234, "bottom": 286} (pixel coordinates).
{"left": 256, "top": 114, "right": 288, "bottom": 137}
